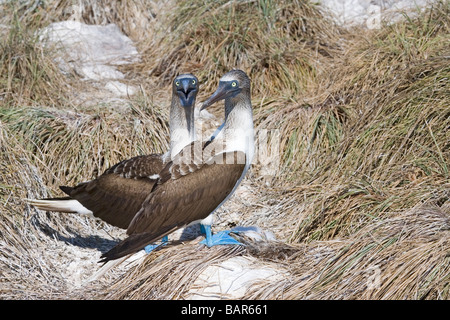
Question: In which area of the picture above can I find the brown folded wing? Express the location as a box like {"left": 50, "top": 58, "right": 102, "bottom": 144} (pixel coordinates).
{"left": 100, "top": 150, "right": 246, "bottom": 262}
{"left": 61, "top": 154, "right": 165, "bottom": 229}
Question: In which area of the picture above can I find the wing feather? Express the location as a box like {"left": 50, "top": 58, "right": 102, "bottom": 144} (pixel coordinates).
{"left": 100, "top": 151, "right": 246, "bottom": 262}
{"left": 62, "top": 154, "right": 165, "bottom": 229}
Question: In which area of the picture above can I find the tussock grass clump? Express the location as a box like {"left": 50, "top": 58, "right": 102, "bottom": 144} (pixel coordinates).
{"left": 243, "top": 204, "right": 450, "bottom": 299}
{"left": 0, "top": 0, "right": 160, "bottom": 107}
{"left": 0, "top": 122, "right": 127, "bottom": 299}
{"left": 0, "top": 0, "right": 158, "bottom": 38}
{"left": 0, "top": 122, "right": 68, "bottom": 299}
{"left": 0, "top": 100, "right": 170, "bottom": 190}
{"left": 261, "top": 2, "right": 450, "bottom": 242}
{"left": 104, "top": 244, "right": 245, "bottom": 299}
{"left": 143, "top": 0, "right": 342, "bottom": 96}
{"left": 0, "top": 17, "right": 71, "bottom": 107}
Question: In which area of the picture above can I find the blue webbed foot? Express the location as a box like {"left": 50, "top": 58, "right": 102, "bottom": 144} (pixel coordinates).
{"left": 144, "top": 235, "right": 169, "bottom": 253}
{"left": 199, "top": 224, "right": 243, "bottom": 247}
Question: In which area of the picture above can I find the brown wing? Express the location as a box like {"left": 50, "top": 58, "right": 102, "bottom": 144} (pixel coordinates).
{"left": 100, "top": 151, "right": 246, "bottom": 262}
{"left": 61, "top": 154, "right": 165, "bottom": 229}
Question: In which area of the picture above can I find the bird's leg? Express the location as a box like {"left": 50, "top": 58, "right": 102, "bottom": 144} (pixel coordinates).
{"left": 144, "top": 235, "right": 169, "bottom": 253}
{"left": 199, "top": 224, "right": 243, "bottom": 246}
{"left": 200, "top": 224, "right": 213, "bottom": 246}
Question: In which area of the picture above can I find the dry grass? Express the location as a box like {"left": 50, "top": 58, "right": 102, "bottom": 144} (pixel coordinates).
{"left": 0, "top": 121, "right": 133, "bottom": 299}
{"left": 243, "top": 204, "right": 450, "bottom": 299}
{"left": 0, "top": 101, "right": 170, "bottom": 188}
{"left": 138, "top": 0, "right": 343, "bottom": 96}
{"left": 0, "top": 0, "right": 448, "bottom": 300}
{"left": 0, "top": 0, "right": 159, "bottom": 36}
{"left": 103, "top": 243, "right": 246, "bottom": 299}
{"left": 258, "top": 0, "right": 449, "bottom": 243}
{"left": 1, "top": 123, "right": 79, "bottom": 298}
{"left": 0, "top": 16, "right": 71, "bottom": 107}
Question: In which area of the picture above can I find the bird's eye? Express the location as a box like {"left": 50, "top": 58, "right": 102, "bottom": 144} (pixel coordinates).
{"left": 192, "top": 79, "right": 196, "bottom": 85}
{"left": 175, "top": 81, "right": 180, "bottom": 86}
{"left": 231, "top": 81, "right": 237, "bottom": 87}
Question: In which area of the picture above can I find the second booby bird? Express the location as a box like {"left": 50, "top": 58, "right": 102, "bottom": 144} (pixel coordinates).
{"left": 26, "top": 74, "right": 199, "bottom": 232}
{"left": 100, "top": 69, "right": 254, "bottom": 262}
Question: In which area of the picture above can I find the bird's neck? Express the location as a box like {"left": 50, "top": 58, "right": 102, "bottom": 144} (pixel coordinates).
{"left": 219, "top": 94, "right": 254, "bottom": 164}
{"left": 169, "top": 97, "right": 196, "bottom": 158}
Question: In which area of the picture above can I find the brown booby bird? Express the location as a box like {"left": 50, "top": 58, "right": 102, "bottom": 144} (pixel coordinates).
{"left": 99, "top": 69, "right": 254, "bottom": 262}
{"left": 26, "top": 74, "right": 199, "bottom": 235}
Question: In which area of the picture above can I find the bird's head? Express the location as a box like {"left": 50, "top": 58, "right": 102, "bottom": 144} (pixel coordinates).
{"left": 201, "top": 69, "right": 250, "bottom": 111}
{"left": 173, "top": 74, "right": 199, "bottom": 108}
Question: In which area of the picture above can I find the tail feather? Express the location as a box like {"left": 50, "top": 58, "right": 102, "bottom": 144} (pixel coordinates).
{"left": 86, "top": 251, "right": 146, "bottom": 282}
{"left": 24, "top": 198, "right": 93, "bottom": 215}
{"left": 87, "top": 256, "right": 129, "bottom": 282}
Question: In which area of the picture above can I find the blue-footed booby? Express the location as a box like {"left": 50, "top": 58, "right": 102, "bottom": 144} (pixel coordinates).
{"left": 100, "top": 69, "right": 254, "bottom": 262}
{"left": 26, "top": 74, "right": 199, "bottom": 238}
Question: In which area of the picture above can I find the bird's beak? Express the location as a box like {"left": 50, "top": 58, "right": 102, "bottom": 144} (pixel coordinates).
{"left": 201, "top": 82, "right": 238, "bottom": 111}
{"left": 177, "top": 79, "right": 197, "bottom": 108}
{"left": 182, "top": 80, "right": 190, "bottom": 97}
